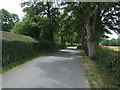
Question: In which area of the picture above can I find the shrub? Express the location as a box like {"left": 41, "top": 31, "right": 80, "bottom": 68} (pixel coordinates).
{"left": 96, "top": 48, "right": 120, "bottom": 86}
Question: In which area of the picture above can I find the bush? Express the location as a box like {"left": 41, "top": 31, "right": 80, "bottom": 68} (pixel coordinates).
{"left": 2, "top": 39, "right": 53, "bottom": 66}
{"left": 96, "top": 48, "right": 120, "bottom": 86}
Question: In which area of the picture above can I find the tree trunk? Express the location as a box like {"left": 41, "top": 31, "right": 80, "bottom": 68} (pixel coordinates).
{"left": 85, "top": 16, "right": 97, "bottom": 58}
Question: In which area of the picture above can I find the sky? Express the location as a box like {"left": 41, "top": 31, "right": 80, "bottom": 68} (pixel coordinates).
{"left": 0, "top": 0, "right": 118, "bottom": 39}
{"left": 0, "top": 0, "right": 25, "bottom": 20}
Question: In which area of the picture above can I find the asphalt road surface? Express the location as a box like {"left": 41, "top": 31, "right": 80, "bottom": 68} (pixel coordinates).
{"left": 2, "top": 47, "right": 89, "bottom": 88}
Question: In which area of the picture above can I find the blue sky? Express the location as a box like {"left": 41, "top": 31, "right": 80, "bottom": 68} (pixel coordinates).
{"left": 0, "top": 0, "right": 118, "bottom": 39}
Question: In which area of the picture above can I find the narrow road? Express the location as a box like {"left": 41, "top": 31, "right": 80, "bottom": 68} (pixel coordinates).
{"left": 2, "top": 47, "right": 89, "bottom": 88}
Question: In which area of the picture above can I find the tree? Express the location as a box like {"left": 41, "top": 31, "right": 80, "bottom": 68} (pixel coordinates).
{"left": 0, "top": 9, "right": 19, "bottom": 32}
{"left": 61, "top": 2, "right": 119, "bottom": 58}
{"left": 21, "top": 1, "right": 60, "bottom": 43}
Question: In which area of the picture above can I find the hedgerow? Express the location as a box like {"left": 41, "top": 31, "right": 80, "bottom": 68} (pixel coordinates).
{"left": 2, "top": 39, "right": 54, "bottom": 66}
{"left": 96, "top": 48, "right": 120, "bottom": 86}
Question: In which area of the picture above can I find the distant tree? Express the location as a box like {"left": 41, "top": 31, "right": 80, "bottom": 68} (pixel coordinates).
{"left": 11, "top": 15, "right": 41, "bottom": 39}
{"left": 109, "top": 38, "right": 118, "bottom": 46}
{"left": 100, "top": 38, "right": 119, "bottom": 46}
{"left": 101, "top": 39, "right": 110, "bottom": 46}
{"left": 0, "top": 9, "right": 19, "bottom": 32}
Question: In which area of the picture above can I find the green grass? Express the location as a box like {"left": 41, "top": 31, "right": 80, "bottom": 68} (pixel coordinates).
{"left": 80, "top": 50, "right": 104, "bottom": 88}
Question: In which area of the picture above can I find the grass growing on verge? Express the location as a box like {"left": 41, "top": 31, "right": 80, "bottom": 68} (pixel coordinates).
{"left": 80, "top": 49, "right": 120, "bottom": 89}
{"left": 80, "top": 50, "right": 104, "bottom": 88}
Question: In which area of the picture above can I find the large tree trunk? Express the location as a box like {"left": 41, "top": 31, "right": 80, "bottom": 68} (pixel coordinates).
{"left": 87, "top": 39, "right": 97, "bottom": 58}
{"left": 85, "top": 16, "right": 97, "bottom": 58}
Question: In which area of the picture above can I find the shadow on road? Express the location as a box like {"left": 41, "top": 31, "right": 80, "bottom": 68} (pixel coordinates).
{"left": 34, "top": 47, "right": 88, "bottom": 88}
{"left": 35, "top": 57, "right": 85, "bottom": 87}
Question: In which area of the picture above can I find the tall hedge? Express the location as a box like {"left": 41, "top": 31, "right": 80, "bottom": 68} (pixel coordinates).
{"left": 2, "top": 39, "right": 53, "bottom": 66}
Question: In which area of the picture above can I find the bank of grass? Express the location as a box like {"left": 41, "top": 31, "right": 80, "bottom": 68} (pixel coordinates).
{"left": 80, "top": 49, "right": 120, "bottom": 89}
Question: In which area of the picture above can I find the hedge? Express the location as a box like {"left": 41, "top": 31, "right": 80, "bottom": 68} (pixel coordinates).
{"left": 2, "top": 39, "right": 54, "bottom": 66}
{"left": 96, "top": 48, "right": 120, "bottom": 86}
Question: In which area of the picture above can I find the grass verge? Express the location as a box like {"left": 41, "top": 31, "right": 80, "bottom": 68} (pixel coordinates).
{"left": 80, "top": 50, "right": 104, "bottom": 88}
{"left": 80, "top": 49, "right": 120, "bottom": 89}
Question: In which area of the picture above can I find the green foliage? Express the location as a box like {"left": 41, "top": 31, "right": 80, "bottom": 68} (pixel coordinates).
{"left": 55, "top": 43, "right": 67, "bottom": 49}
{"left": 11, "top": 15, "right": 41, "bottom": 39}
{"left": 40, "top": 17, "right": 53, "bottom": 41}
{"left": 96, "top": 48, "right": 120, "bottom": 86}
{"left": 0, "top": 9, "right": 19, "bottom": 32}
{"left": 100, "top": 38, "right": 120, "bottom": 46}
{"left": 21, "top": 2, "right": 60, "bottom": 42}
{"left": 11, "top": 21, "right": 28, "bottom": 35}
{"left": 61, "top": 2, "right": 119, "bottom": 58}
